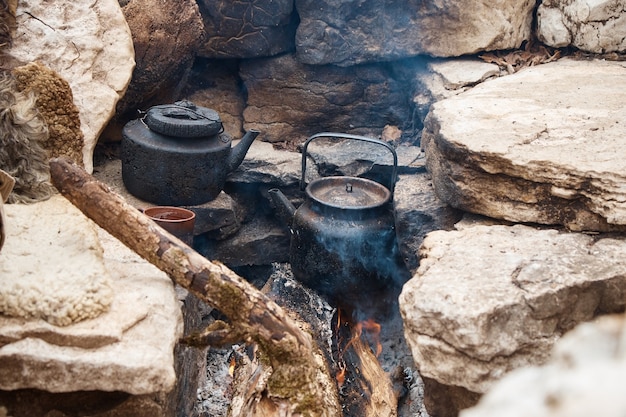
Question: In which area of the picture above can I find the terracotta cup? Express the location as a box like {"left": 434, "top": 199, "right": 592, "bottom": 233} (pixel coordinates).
{"left": 143, "top": 206, "right": 196, "bottom": 247}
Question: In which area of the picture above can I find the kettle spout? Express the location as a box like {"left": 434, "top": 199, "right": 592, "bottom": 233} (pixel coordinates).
{"left": 268, "top": 188, "right": 296, "bottom": 227}
{"left": 227, "top": 129, "right": 260, "bottom": 172}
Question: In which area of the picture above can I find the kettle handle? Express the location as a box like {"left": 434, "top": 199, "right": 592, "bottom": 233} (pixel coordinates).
{"left": 300, "top": 132, "right": 398, "bottom": 197}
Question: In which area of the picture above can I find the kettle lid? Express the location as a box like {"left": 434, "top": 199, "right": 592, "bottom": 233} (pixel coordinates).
{"left": 306, "top": 176, "right": 390, "bottom": 210}
{"left": 144, "top": 100, "right": 223, "bottom": 138}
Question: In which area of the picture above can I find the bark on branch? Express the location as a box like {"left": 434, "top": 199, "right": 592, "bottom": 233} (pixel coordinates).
{"left": 49, "top": 157, "right": 341, "bottom": 417}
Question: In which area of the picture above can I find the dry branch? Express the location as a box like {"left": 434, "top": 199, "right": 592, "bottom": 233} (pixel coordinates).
{"left": 49, "top": 156, "right": 341, "bottom": 417}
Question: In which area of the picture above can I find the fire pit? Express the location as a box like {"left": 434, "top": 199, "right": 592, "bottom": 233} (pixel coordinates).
{"left": 194, "top": 263, "right": 427, "bottom": 417}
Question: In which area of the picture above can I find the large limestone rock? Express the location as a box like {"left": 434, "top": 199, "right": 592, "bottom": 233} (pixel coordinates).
{"left": 0, "top": 196, "right": 182, "bottom": 395}
{"left": 537, "top": 0, "right": 626, "bottom": 53}
{"left": 1, "top": 0, "right": 135, "bottom": 173}
{"left": 295, "top": 0, "right": 536, "bottom": 66}
{"left": 399, "top": 222, "right": 626, "bottom": 395}
{"left": 0, "top": 195, "right": 112, "bottom": 326}
{"left": 461, "top": 314, "right": 626, "bottom": 417}
{"left": 196, "top": 0, "right": 297, "bottom": 58}
{"left": 412, "top": 58, "right": 501, "bottom": 128}
{"left": 422, "top": 58, "right": 626, "bottom": 232}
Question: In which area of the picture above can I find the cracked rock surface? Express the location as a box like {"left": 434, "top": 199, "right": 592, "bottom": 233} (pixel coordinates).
{"left": 399, "top": 221, "right": 626, "bottom": 394}
{"left": 422, "top": 58, "right": 626, "bottom": 232}
{"left": 537, "top": 0, "right": 626, "bottom": 53}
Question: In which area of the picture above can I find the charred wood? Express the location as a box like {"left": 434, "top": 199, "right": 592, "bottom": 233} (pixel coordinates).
{"left": 230, "top": 271, "right": 398, "bottom": 417}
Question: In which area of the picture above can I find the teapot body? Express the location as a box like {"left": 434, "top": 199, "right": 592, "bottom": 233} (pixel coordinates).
{"left": 121, "top": 119, "right": 231, "bottom": 205}
{"left": 289, "top": 196, "right": 406, "bottom": 312}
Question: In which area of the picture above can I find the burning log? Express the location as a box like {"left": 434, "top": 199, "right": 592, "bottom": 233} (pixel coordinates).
{"left": 48, "top": 157, "right": 341, "bottom": 417}
{"left": 229, "top": 273, "right": 399, "bottom": 417}
{"left": 334, "top": 311, "right": 398, "bottom": 417}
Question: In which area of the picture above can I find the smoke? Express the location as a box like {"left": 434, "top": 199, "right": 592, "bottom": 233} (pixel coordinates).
{"left": 295, "top": 212, "right": 410, "bottom": 321}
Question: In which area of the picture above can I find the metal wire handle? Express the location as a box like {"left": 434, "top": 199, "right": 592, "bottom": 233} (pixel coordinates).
{"left": 300, "top": 132, "right": 398, "bottom": 197}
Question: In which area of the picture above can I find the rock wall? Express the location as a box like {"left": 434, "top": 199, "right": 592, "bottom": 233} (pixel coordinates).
{"left": 295, "top": 0, "right": 536, "bottom": 65}
{"left": 4, "top": 0, "right": 626, "bottom": 164}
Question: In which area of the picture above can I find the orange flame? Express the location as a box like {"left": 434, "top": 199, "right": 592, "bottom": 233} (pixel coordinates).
{"left": 336, "top": 362, "right": 346, "bottom": 387}
{"left": 228, "top": 355, "right": 236, "bottom": 377}
{"left": 333, "top": 310, "right": 384, "bottom": 390}
{"left": 356, "top": 318, "right": 382, "bottom": 357}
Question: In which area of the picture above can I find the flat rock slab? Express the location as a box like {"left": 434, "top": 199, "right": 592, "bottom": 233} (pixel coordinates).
{"left": 0, "top": 197, "right": 182, "bottom": 395}
{"left": 0, "top": 195, "right": 113, "bottom": 326}
{"left": 399, "top": 223, "right": 626, "bottom": 393}
{"left": 422, "top": 58, "right": 626, "bottom": 232}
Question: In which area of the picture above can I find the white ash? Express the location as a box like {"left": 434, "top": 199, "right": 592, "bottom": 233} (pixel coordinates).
{"left": 194, "top": 346, "right": 235, "bottom": 417}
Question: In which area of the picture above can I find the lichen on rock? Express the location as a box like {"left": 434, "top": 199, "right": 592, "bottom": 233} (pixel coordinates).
{"left": 0, "top": 195, "right": 113, "bottom": 326}
{"left": 12, "top": 61, "right": 85, "bottom": 168}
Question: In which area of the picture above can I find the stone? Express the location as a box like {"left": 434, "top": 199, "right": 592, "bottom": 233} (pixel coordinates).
{"left": 228, "top": 139, "right": 319, "bottom": 186}
{"left": 196, "top": 0, "right": 297, "bottom": 58}
{"left": 399, "top": 222, "right": 626, "bottom": 395}
{"left": 0, "top": 195, "right": 113, "bottom": 326}
{"left": 295, "top": 0, "right": 536, "bottom": 66}
{"left": 189, "top": 194, "right": 245, "bottom": 239}
{"left": 0, "top": 285, "right": 147, "bottom": 349}
{"left": 240, "top": 53, "right": 414, "bottom": 144}
{"left": 101, "top": 0, "right": 204, "bottom": 142}
{"left": 393, "top": 172, "right": 462, "bottom": 273}
{"left": 426, "top": 59, "right": 502, "bottom": 91}
{"left": 537, "top": 0, "right": 626, "bottom": 53}
{"left": 422, "top": 57, "right": 626, "bottom": 232}
{"left": 305, "top": 139, "right": 425, "bottom": 178}
{"left": 412, "top": 58, "right": 501, "bottom": 125}
{"left": 0, "top": 210, "right": 182, "bottom": 394}
{"left": 460, "top": 314, "right": 626, "bottom": 417}
{"left": 183, "top": 59, "right": 246, "bottom": 139}
{"left": 0, "top": 0, "right": 135, "bottom": 173}
{"left": 195, "top": 215, "right": 290, "bottom": 267}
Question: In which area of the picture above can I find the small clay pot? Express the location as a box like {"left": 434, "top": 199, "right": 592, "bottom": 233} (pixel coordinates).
{"left": 143, "top": 206, "right": 196, "bottom": 246}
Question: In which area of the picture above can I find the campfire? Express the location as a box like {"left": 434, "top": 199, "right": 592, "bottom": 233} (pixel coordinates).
{"left": 193, "top": 262, "right": 419, "bottom": 417}
{"left": 333, "top": 309, "right": 392, "bottom": 415}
